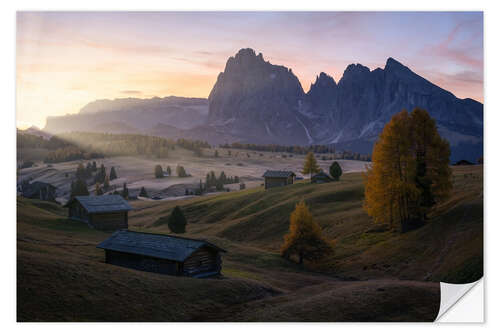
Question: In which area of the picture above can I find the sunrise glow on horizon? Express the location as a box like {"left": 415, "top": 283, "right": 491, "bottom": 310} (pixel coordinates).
{"left": 16, "top": 11, "right": 483, "bottom": 129}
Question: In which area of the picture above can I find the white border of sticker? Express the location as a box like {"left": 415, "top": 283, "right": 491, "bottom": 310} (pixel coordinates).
{"left": 436, "top": 278, "right": 484, "bottom": 322}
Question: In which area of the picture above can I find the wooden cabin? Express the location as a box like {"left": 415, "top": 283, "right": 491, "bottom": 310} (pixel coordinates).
{"left": 64, "top": 195, "right": 132, "bottom": 231}
{"left": 311, "top": 171, "right": 333, "bottom": 183}
{"left": 262, "top": 170, "right": 296, "bottom": 189}
{"left": 454, "top": 159, "right": 474, "bottom": 166}
{"left": 21, "top": 181, "right": 57, "bottom": 201}
{"left": 97, "top": 230, "right": 226, "bottom": 278}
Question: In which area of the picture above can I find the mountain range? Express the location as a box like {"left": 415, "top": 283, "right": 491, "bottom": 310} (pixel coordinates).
{"left": 43, "top": 48, "right": 483, "bottom": 162}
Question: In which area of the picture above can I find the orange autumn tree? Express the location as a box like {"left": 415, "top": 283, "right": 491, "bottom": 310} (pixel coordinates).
{"left": 281, "top": 200, "right": 334, "bottom": 264}
{"left": 363, "top": 108, "right": 452, "bottom": 232}
{"left": 302, "top": 152, "right": 320, "bottom": 182}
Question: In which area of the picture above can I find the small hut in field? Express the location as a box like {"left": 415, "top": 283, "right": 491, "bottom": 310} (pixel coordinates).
{"left": 64, "top": 195, "right": 131, "bottom": 230}
{"left": 21, "top": 181, "right": 57, "bottom": 202}
{"left": 454, "top": 159, "right": 474, "bottom": 166}
{"left": 97, "top": 230, "right": 226, "bottom": 278}
{"left": 262, "top": 170, "right": 295, "bottom": 189}
{"left": 311, "top": 171, "right": 333, "bottom": 184}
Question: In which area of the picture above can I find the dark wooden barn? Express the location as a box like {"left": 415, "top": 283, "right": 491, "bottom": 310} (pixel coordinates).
{"left": 64, "top": 195, "right": 132, "bottom": 231}
{"left": 21, "top": 181, "right": 57, "bottom": 201}
{"left": 262, "top": 170, "right": 296, "bottom": 189}
{"left": 311, "top": 171, "right": 333, "bottom": 184}
{"left": 97, "top": 230, "right": 226, "bottom": 278}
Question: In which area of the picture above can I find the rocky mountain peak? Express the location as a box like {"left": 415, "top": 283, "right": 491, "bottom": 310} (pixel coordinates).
{"left": 207, "top": 49, "right": 308, "bottom": 143}
{"left": 307, "top": 72, "right": 337, "bottom": 100}
{"left": 384, "top": 57, "right": 413, "bottom": 76}
{"left": 234, "top": 48, "right": 263, "bottom": 60}
{"left": 224, "top": 48, "right": 267, "bottom": 72}
{"left": 51, "top": 49, "right": 483, "bottom": 162}
{"left": 311, "top": 72, "right": 337, "bottom": 88}
{"left": 340, "top": 63, "right": 371, "bottom": 83}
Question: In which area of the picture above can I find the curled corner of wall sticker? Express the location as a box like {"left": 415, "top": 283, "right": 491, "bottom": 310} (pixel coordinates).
{"left": 435, "top": 278, "right": 484, "bottom": 323}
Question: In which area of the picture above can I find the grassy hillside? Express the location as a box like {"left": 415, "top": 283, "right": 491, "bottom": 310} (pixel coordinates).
{"left": 130, "top": 165, "right": 483, "bottom": 283}
{"left": 17, "top": 197, "right": 278, "bottom": 321}
{"left": 17, "top": 165, "right": 482, "bottom": 321}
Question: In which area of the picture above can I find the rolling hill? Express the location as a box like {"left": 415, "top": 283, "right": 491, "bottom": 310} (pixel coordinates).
{"left": 17, "top": 165, "right": 483, "bottom": 321}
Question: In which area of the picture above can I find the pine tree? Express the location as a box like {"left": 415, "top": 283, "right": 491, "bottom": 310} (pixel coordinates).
{"left": 302, "top": 152, "right": 320, "bottom": 182}
{"left": 154, "top": 165, "right": 164, "bottom": 178}
{"left": 92, "top": 161, "right": 97, "bottom": 172}
{"left": 219, "top": 171, "right": 227, "bottom": 184}
{"left": 103, "top": 175, "right": 110, "bottom": 191}
{"left": 121, "top": 183, "right": 129, "bottom": 199}
{"left": 71, "top": 179, "right": 89, "bottom": 198}
{"left": 363, "top": 109, "right": 452, "bottom": 232}
{"left": 329, "top": 161, "right": 343, "bottom": 181}
{"left": 95, "top": 182, "right": 103, "bottom": 195}
{"left": 86, "top": 162, "right": 93, "bottom": 177}
{"left": 168, "top": 206, "right": 187, "bottom": 233}
{"left": 281, "top": 200, "right": 334, "bottom": 264}
{"left": 109, "top": 166, "right": 117, "bottom": 180}
{"left": 75, "top": 163, "right": 86, "bottom": 180}
{"left": 139, "top": 186, "right": 148, "bottom": 198}
{"left": 205, "top": 173, "right": 211, "bottom": 189}
{"left": 94, "top": 164, "right": 106, "bottom": 184}
{"left": 210, "top": 171, "right": 216, "bottom": 186}
{"left": 99, "top": 164, "right": 106, "bottom": 183}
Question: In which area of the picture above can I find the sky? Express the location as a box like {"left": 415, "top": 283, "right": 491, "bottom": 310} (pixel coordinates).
{"left": 16, "top": 11, "right": 483, "bottom": 129}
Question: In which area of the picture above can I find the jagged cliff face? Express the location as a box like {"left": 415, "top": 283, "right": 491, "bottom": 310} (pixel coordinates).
{"left": 207, "top": 49, "right": 483, "bottom": 160}
{"left": 207, "top": 48, "right": 309, "bottom": 144}
{"left": 43, "top": 48, "right": 483, "bottom": 162}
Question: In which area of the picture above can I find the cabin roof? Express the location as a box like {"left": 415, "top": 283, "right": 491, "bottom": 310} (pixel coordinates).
{"left": 31, "top": 181, "right": 57, "bottom": 189}
{"left": 22, "top": 181, "right": 56, "bottom": 190}
{"left": 97, "top": 230, "right": 226, "bottom": 262}
{"left": 312, "top": 171, "right": 332, "bottom": 179}
{"left": 21, "top": 181, "right": 57, "bottom": 197}
{"left": 64, "top": 195, "right": 132, "bottom": 213}
{"left": 262, "top": 170, "right": 296, "bottom": 178}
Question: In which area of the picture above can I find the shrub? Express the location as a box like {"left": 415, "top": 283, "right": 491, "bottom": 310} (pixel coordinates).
{"left": 329, "top": 161, "right": 343, "bottom": 181}
{"left": 168, "top": 206, "right": 187, "bottom": 233}
{"left": 154, "top": 165, "right": 164, "bottom": 178}
{"left": 139, "top": 186, "right": 148, "bottom": 198}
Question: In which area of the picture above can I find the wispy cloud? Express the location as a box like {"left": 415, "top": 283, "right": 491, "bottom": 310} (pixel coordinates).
{"left": 16, "top": 11, "right": 484, "bottom": 129}
{"left": 424, "top": 19, "right": 483, "bottom": 69}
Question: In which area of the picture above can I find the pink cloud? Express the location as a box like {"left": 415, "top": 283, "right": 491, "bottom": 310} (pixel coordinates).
{"left": 425, "top": 19, "right": 483, "bottom": 69}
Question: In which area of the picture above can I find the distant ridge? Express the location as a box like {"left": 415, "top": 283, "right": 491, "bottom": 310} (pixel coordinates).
{"left": 43, "top": 48, "right": 483, "bottom": 162}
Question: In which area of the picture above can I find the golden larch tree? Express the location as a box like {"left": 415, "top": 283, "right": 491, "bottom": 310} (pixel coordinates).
{"left": 302, "top": 152, "right": 320, "bottom": 182}
{"left": 363, "top": 108, "right": 452, "bottom": 232}
{"left": 281, "top": 200, "right": 334, "bottom": 264}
